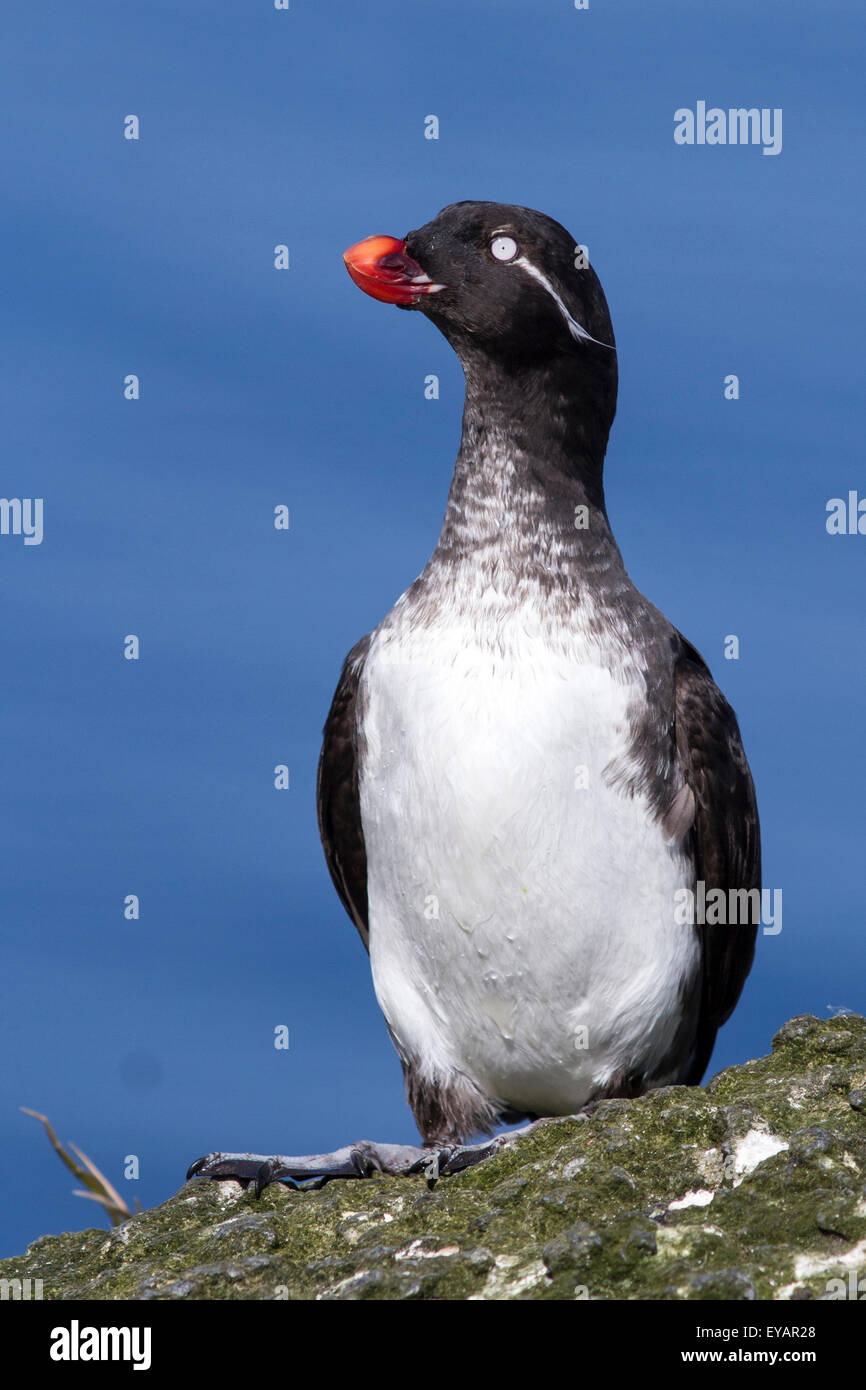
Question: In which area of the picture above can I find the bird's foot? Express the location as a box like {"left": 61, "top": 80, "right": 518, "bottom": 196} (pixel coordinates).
{"left": 187, "top": 1131, "right": 521, "bottom": 1195}
{"left": 186, "top": 1143, "right": 423, "bottom": 1194}
{"left": 406, "top": 1138, "right": 507, "bottom": 1184}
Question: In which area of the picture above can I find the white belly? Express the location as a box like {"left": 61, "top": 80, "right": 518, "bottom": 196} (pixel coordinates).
{"left": 358, "top": 599, "right": 697, "bottom": 1116}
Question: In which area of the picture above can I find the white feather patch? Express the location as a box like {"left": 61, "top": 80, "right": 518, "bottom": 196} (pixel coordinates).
{"left": 513, "top": 255, "right": 615, "bottom": 350}
{"left": 359, "top": 569, "right": 696, "bottom": 1118}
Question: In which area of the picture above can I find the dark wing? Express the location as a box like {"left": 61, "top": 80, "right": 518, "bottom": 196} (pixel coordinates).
{"left": 674, "top": 635, "right": 761, "bottom": 1083}
{"left": 316, "top": 635, "right": 371, "bottom": 951}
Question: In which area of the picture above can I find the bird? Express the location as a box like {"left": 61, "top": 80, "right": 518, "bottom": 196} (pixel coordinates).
{"left": 188, "top": 201, "right": 760, "bottom": 1192}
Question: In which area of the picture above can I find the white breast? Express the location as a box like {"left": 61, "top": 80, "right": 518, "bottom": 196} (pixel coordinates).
{"left": 358, "top": 582, "right": 698, "bottom": 1117}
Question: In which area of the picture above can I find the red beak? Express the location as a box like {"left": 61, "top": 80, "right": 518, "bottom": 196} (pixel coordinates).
{"left": 343, "top": 235, "right": 445, "bottom": 306}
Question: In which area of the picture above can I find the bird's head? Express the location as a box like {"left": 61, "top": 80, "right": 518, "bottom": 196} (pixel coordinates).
{"left": 343, "top": 201, "right": 616, "bottom": 371}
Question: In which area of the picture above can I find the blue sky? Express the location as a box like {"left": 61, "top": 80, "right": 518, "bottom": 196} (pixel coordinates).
{"left": 1, "top": 0, "right": 864, "bottom": 1257}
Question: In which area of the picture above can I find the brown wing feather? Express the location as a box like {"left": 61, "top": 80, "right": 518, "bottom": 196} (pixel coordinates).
{"left": 316, "top": 635, "right": 371, "bottom": 951}
{"left": 674, "top": 636, "right": 761, "bottom": 1083}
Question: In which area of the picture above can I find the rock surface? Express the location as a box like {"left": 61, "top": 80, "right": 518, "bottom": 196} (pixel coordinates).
{"left": 4, "top": 1014, "right": 866, "bottom": 1301}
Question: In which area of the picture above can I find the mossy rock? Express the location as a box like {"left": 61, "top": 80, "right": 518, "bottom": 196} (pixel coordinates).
{"left": 3, "top": 1014, "right": 866, "bottom": 1301}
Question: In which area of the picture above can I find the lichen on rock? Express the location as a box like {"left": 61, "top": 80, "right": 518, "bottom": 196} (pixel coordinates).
{"left": 3, "top": 1014, "right": 865, "bottom": 1301}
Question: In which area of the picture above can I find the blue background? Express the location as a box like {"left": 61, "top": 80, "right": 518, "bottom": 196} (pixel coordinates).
{"left": 1, "top": 0, "right": 863, "bottom": 1257}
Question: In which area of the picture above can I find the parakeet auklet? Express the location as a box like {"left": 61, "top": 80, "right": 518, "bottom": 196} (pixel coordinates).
{"left": 188, "top": 202, "right": 760, "bottom": 1189}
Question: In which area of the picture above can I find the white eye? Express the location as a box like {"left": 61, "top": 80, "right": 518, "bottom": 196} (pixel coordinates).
{"left": 490, "top": 235, "right": 518, "bottom": 262}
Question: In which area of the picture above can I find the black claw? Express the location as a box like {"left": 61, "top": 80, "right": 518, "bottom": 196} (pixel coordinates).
{"left": 186, "top": 1155, "right": 209, "bottom": 1180}
{"left": 254, "top": 1160, "right": 277, "bottom": 1198}
{"left": 429, "top": 1149, "right": 449, "bottom": 1185}
{"left": 443, "top": 1140, "right": 500, "bottom": 1174}
{"left": 407, "top": 1147, "right": 450, "bottom": 1186}
{"left": 350, "top": 1146, "right": 382, "bottom": 1178}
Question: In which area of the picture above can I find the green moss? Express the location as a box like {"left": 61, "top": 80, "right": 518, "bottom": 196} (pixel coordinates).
{"left": 4, "top": 1014, "right": 865, "bottom": 1301}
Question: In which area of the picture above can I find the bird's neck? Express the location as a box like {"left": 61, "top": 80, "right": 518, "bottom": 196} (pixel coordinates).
{"left": 433, "top": 353, "right": 621, "bottom": 581}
